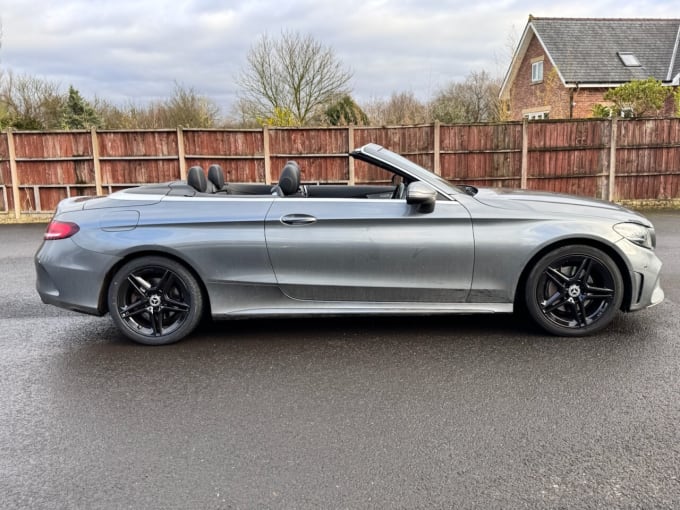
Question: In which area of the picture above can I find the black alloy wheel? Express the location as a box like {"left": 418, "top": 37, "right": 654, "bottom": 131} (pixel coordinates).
{"left": 525, "top": 245, "right": 623, "bottom": 336}
{"left": 108, "top": 256, "right": 203, "bottom": 345}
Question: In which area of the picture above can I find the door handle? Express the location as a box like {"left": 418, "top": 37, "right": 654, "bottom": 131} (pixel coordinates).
{"left": 280, "top": 214, "right": 317, "bottom": 226}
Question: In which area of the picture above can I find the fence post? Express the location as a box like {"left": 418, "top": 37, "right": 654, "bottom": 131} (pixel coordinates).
{"left": 263, "top": 126, "right": 272, "bottom": 184}
{"left": 7, "top": 129, "right": 20, "bottom": 219}
{"left": 521, "top": 118, "right": 528, "bottom": 189}
{"left": 91, "top": 128, "right": 103, "bottom": 196}
{"left": 177, "top": 127, "right": 187, "bottom": 180}
{"left": 608, "top": 117, "right": 617, "bottom": 202}
{"left": 348, "top": 126, "right": 355, "bottom": 184}
{"left": 433, "top": 121, "right": 441, "bottom": 175}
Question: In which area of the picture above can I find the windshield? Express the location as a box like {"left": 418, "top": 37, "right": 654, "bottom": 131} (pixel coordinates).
{"left": 355, "top": 144, "right": 461, "bottom": 196}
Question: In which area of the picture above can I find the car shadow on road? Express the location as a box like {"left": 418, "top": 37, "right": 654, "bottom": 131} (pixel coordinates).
{"left": 54, "top": 304, "right": 667, "bottom": 381}
{"left": 49, "top": 308, "right": 667, "bottom": 412}
{"left": 72, "top": 306, "right": 663, "bottom": 352}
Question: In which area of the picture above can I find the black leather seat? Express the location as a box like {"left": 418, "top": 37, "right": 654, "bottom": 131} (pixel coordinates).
{"left": 271, "top": 161, "right": 301, "bottom": 196}
{"left": 207, "top": 164, "right": 225, "bottom": 193}
{"left": 187, "top": 166, "right": 207, "bottom": 193}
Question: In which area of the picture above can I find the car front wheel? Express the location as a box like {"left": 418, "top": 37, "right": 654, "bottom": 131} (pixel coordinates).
{"left": 525, "top": 245, "right": 623, "bottom": 336}
{"left": 108, "top": 256, "right": 203, "bottom": 345}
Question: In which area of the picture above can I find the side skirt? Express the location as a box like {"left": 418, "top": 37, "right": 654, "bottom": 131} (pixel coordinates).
{"left": 212, "top": 302, "right": 514, "bottom": 319}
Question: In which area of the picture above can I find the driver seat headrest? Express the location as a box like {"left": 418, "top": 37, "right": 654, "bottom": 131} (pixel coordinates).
{"left": 277, "top": 161, "right": 300, "bottom": 196}
{"left": 208, "top": 164, "right": 225, "bottom": 190}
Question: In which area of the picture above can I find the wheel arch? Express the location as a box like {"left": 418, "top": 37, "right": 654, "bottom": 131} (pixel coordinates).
{"left": 97, "top": 250, "right": 212, "bottom": 316}
{"left": 513, "top": 238, "right": 633, "bottom": 313}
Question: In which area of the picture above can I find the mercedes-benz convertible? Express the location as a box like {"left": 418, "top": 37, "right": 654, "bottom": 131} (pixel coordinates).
{"left": 35, "top": 143, "right": 663, "bottom": 345}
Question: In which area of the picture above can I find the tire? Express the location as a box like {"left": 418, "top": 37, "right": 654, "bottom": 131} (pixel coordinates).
{"left": 525, "top": 245, "right": 623, "bottom": 336}
{"left": 108, "top": 256, "right": 204, "bottom": 345}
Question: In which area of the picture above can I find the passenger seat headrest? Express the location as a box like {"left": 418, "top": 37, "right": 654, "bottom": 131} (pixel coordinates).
{"left": 187, "top": 166, "right": 207, "bottom": 193}
{"left": 208, "top": 164, "right": 225, "bottom": 190}
{"left": 278, "top": 161, "right": 300, "bottom": 196}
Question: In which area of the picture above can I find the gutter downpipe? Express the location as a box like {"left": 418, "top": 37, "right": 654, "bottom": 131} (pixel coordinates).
{"left": 569, "top": 82, "right": 580, "bottom": 119}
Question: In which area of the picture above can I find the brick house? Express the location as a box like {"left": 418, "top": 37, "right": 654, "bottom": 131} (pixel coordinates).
{"left": 499, "top": 17, "right": 680, "bottom": 120}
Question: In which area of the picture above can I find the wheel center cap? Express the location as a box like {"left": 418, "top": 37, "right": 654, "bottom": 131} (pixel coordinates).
{"left": 568, "top": 284, "right": 581, "bottom": 298}
{"left": 149, "top": 295, "right": 162, "bottom": 307}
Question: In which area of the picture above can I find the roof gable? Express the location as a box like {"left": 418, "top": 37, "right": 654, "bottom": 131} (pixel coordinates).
{"left": 532, "top": 18, "right": 680, "bottom": 84}
{"left": 500, "top": 17, "right": 680, "bottom": 97}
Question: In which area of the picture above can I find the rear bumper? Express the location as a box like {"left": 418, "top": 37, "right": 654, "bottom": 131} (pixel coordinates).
{"left": 35, "top": 238, "right": 121, "bottom": 316}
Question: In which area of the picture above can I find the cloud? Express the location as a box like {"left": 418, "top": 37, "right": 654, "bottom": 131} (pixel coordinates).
{"left": 1, "top": 0, "right": 677, "bottom": 113}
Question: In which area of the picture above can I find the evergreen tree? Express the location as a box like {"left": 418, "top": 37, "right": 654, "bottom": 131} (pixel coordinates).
{"left": 324, "top": 95, "right": 369, "bottom": 126}
{"left": 61, "top": 85, "right": 101, "bottom": 129}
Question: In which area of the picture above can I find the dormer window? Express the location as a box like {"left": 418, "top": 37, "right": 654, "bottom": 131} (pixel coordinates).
{"left": 531, "top": 59, "right": 544, "bottom": 83}
{"left": 618, "top": 52, "right": 641, "bottom": 67}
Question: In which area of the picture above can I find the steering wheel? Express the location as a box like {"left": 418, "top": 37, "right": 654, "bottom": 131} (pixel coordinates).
{"left": 392, "top": 182, "right": 405, "bottom": 199}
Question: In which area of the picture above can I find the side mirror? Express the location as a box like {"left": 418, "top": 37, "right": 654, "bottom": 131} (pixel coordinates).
{"left": 406, "top": 182, "right": 437, "bottom": 213}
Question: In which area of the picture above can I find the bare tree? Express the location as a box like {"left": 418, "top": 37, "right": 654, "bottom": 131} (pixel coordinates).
{"left": 157, "top": 82, "right": 220, "bottom": 128}
{"left": 230, "top": 97, "right": 265, "bottom": 127}
{"left": 237, "top": 31, "right": 352, "bottom": 126}
{"left": 362, "top": 91, "right": 430, "bottom": 125}
{"left": 497, "top": 24, "right": 519, "bottom": 78}
{"left": 430, "top": 70, "right": 501, "bottom": 124}
{"left": 92, "top": 97, "right": 138, "bottom": 129}
{"left": 0, "top": 71, "right": 64, "bottom": 129}
{"left": 94, "top": 83, "right": 221, "bottom": 129}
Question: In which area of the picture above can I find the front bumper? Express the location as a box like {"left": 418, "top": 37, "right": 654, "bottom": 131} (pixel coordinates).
{"left": 616, "top": 238, "right": 664, "bottom": 312}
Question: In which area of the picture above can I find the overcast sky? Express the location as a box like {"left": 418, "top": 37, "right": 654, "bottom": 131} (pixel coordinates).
{"left": 1, "top": 0, "right": 677, "bottom": 116}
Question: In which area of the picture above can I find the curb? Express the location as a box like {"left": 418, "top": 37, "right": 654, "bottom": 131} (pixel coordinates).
{"left": 0, "top": 214, "right": 52, "bottom": 225}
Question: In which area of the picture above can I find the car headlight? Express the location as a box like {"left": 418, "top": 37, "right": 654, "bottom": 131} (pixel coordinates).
{"left": 613, "top": 222, "right": 655, "bottom": 249}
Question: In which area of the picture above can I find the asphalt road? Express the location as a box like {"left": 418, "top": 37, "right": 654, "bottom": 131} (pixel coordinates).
{"left": 1, "top": 213, "right": 679, "bottom": 509}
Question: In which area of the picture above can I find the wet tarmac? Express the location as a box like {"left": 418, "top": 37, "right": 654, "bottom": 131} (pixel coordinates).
{"left": 1, "top": 213, "right": 679, "bottom": 508}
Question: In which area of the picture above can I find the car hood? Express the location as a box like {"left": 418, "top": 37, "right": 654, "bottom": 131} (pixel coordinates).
{"left": 471, "top": 187, "right": 651, "bottom": 225}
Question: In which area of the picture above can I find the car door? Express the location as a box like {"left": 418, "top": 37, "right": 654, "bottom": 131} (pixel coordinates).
{"left": 264, "top": 195, "right": 474, "bottom": 303}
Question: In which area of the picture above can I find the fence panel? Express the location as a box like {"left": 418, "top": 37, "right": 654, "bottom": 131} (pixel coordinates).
{"left": 616, "top": 118, "right": 680, "bottom": 200}
{"left": 440, "top": 123, "right": 523, "bottom": 187}
{"left": 269, "top": 128, "right": 349, "bottom": 183}
{"left": 97, "top": 130, "right": 179, "bottom": 187}
{"left": 2, "top": 119, "right": 679, "bottom": 215}
{"left": 526, "top": 120, "right": 610, "bottom": 197}
{"left": 13, "top": 131, "right": 95, "bottom": 211}
{"left": 183, "top": 129, "right": 265, "bottom": 182}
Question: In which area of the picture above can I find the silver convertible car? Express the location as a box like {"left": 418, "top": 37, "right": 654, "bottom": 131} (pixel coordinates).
{"left": 35, "top": 143, "right": 663, "bottom": 345}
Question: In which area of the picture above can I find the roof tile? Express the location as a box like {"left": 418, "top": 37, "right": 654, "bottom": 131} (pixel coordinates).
{"left": 531, "top": 18, "right": 680, "bottom": 83}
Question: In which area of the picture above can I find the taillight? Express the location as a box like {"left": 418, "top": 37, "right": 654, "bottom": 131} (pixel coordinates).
{"left": 44, "top": 220, "right": 80, "bottom": 240}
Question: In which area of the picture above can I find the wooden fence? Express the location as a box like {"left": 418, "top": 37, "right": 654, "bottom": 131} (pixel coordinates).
{"left": 1, "top": 117, "right": 679, "bottom": 217}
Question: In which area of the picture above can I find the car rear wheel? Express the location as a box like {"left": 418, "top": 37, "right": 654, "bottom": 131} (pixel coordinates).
{"left": 108, "top": 256, "right": 203, "bottom": 345}
{"left": 525, "top": 245, "right": 623, "bottom": 336}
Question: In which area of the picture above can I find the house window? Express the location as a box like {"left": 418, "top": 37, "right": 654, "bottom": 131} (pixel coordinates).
{"left": 618, "top": 52, "right": 641, "bottom": 67}
{"left": 531, "top": 61, "right": 543, "bottom": 83}
{"left": 524, "top": 111, "right": 549, "bottom": 120}
{"left": 620, "top": 107, "right": 634, "bottom": 118}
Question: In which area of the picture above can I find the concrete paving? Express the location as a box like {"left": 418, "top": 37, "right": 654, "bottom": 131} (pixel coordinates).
{"left": 1, "top": 213, "right": 679, "bottom": 508}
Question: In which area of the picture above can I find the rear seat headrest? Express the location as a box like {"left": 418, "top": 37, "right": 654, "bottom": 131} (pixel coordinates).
{"left": 187, "top": 166, "right": 207, "bottom": 193}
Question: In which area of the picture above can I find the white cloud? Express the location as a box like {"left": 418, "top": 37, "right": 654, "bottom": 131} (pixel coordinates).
{"left": 0, "top": 0, "right": 677, "bottom": 113}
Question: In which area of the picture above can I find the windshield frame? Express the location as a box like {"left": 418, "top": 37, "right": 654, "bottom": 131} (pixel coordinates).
{"left": 350, "top": 143, "right": 463, "bottom": 198}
